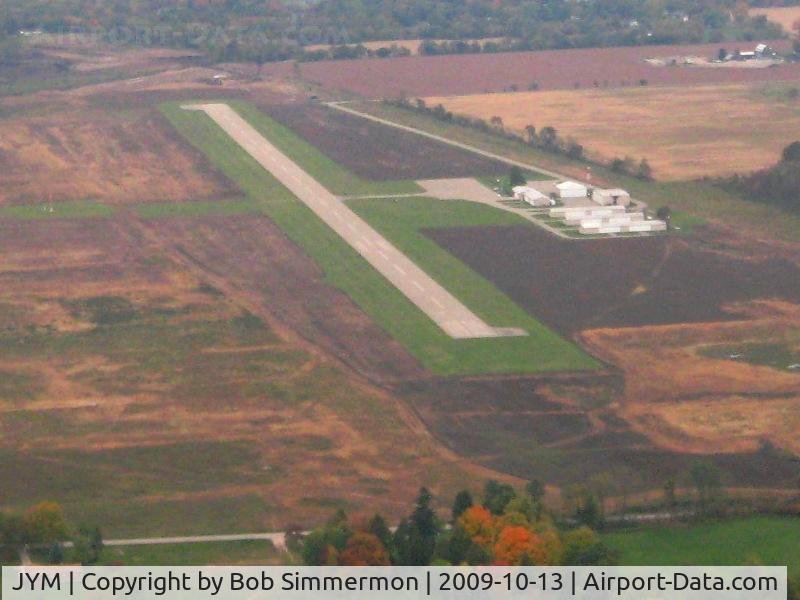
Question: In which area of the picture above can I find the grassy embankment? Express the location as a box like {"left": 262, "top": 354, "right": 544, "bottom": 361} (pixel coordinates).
{"left": 161, "top": 101, "right": 598, "bottom": 375}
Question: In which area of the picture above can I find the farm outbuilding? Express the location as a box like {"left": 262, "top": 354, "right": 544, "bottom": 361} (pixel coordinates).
{"left": 556, "top": 181, "right": 588, "bottom": 199}
{"left": 513, "top": 186, "right": 551, "bottom": 207}
{"left": 594, "top": 188, "right": 631, "bottom": 207}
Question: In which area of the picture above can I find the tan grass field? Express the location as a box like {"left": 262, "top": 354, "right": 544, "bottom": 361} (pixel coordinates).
{"left": 750, "top": 6, "right": 800, "bottom": 33}
{"left": 581, "top": 301, "right": 800, "bottom": 455}
{"left": 425, "top": 83, "right": 800, "bottom": 180}
{"left": 0, "top": 108, "right": 236, "bottom": 205}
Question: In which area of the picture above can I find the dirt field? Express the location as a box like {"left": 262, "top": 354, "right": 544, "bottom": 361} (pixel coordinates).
{"left": 398, "top": 370, "right": 800, "bottom": 495}
{"left": 0, "top": 108, "right": 237, "bottom": 205}
{"left": 265, "top": 103, "right": 512, "bottom": 182}
{"left": 0, "top": 213, "right": 488, "bottom": 535}
{"left": 751, "top": 6, "right": 800, "bottom": 33}
{"left": 582, "top": 302, "right": 800, "bottom": 456}
{"left": 425, "top": 83, "right": 800, "bottom": 180}
{"left": 427, "top": 225, "right": 800, "bottom": 335}
{"left": 276, "top": 40, "right": 800, "bottom": 98}
{"left": 423, "top": 223, "right": 800, "bottom": 461}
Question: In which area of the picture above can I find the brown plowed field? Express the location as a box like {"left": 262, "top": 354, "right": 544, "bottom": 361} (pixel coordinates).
{"left": 277, "top": 40, "right": 800, "bottom": 98}
{"left": 426, "top": 225, "right": 800, "bottom": 335}
{"left": 265, "top": 103, "right": 511, "bottom": 181}
{"left": 398, "top": 375, "right": 800, "bottom": 493}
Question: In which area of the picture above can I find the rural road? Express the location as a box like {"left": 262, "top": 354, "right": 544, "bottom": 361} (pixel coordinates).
{"left": 184, "top": 103, "right": 525, "bottom": 340}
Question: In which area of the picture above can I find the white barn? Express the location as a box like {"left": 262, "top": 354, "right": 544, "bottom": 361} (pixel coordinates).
{"left": 512, "top": 186, "right": 551, "bottom": 207}
{"left": 594, "top": 188, "right": 631, "bottom": 207}
{"left": 556, "top": 181, "right": 588, "bottom": 199}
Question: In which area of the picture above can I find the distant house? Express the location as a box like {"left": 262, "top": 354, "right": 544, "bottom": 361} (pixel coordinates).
{"left": 556, "top": 181, "right": 588, "bottom": 199}
{"left": 513, "top": 186, "right": 552, "bottom": 207}
{"left": 755, "top": 43, "right": 777, "bottom": 58}
{"left": 594, "top": 188, "right": 631, "bottom": 207}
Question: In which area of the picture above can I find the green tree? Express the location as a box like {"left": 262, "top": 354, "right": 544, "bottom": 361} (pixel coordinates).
{"left": 656, "top": 205, "right": 672, "bottom": 224}
{"left": 452, "top": 490, "right": 473, "bottom": 521}
{"left": 23, "top": 502, "right": 68, "bottom": 545}
{"left": 395, "top": 488, "right": 440, "bottom": 565}
{"left": 562, "top": 527, "right": 616, "bottom": 566}
{"left": 72, "top": 527, "right": 103, "bottom": 565}
{"left": 663, "top": 478, "right": 677, "bottom": 509}
{"left": 508, "top": 166, "right": 527, "bottom": 187}
{"left": 690, "top": 460, "right": 722, "bottom": 513}
{"left": 567, "top": 141, "right": 585, "bottom": 160}
{"left": 301, "top": 510, "right": 353, "bottom": 565}
{"left": 366, "top": 514, "right": 393, "bottom": 555}
{"left": 441, "top": 525, "right": 473, "bottom": 565}
{"left": 524, "top": 125, "right": 537, "bottom": 144}
{"left": 636, "top": 158, "right": 654, "bottom": 180}
{"left": 483, "top": 480, "right": 516, "bottom": 515}
{"left": 574, "top": 493, "right": 604, "bottom": 530}
{"left": 539, "top": 126, "right": 558, "bottom": 148}
{"left": 782, "top": 141, "right": 800, "bottom": 162}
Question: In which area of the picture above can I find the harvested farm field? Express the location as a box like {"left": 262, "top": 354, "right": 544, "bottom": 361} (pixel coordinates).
{"left": 582, "top": 302, "right": 800, "bottom": 456}
{"left": 425, "top": 83, "right": 800, "bottom": 180}
{"left": 278, "top": 40, "right": 800, "bottom": 98}
{"left": 750, "top": 6, "right": 800, "bottom": 33}
{"left": 398, "top": 375, "right": 800, "bottom": 493}
{"left": 0, "top": 213, "right": 481, "bottom": 535}
{"left": 426, "top": 225, "right": 800, "bottom": 335}
{"left": 265, "top": 103, "right": 512, "bottom": 182}
{"left": 0, "top": 107, "right": 236, "bottom": 205}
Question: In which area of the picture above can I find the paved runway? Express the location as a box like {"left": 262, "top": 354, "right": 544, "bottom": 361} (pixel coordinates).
{"left": 185, "top": 103, "right": 525, "bottom": 339}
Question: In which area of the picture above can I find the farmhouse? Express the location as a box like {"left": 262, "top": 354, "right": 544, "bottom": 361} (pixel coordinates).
{"left": 556, "top": 181, "right": 588, "bottom": 199}
{"left": 513, "top": 186, "right": 552, "bottom": 207}
{"left": 594, "top": 188, "right": 631, "bottom": 207}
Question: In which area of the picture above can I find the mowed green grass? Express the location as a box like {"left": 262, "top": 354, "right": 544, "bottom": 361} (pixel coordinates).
{"left": 605, "top": 517, "right": 800, "bottom": 575}
{"left": 348, "top": 197, "right": 598, "bottom": 373}
{"left": 161, "top": 102, "right": 596, "bottom": 375}
{"left": 133, "top": 198, "right": 260, "bottom": 219}
{"left": 96, "top": 540, "right": 283, "bottom": 566}
{"left": 0, "top": 200, "right": 115, "bottom": 220}
{"left": 699, "top": 338, "right": 800, "bottom": 372}
{"left": 226, "top": 101, "right": 421, "bottom": 197}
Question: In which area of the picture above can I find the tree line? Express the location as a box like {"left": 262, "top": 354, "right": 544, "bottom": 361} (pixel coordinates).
{"left": 721, "top": 141, "right": 800, "bottom": 214}
{"left": 0, "top": 501, "right": 103, "bottom": 565}
{"left": 387, "top": 97, "right": 654, "bottom": 181}
{"left": 293, "top": 481, "right": 616, "bottom": 567}
{"left": 0, "top": 0, "right": 784, "bottom": 65}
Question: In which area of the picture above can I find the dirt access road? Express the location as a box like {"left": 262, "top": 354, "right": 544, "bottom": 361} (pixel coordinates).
{"left": 184, "top": 103, "right": 525, "bottom": 340}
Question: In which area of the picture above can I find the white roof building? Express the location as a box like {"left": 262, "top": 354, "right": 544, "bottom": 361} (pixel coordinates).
{"left": 594, "top": 188, "right": 631, "bottom": 206}
{"left": 556, "top": 181, "right": 588, "bottom": 199}
{"left": 513, "top": 186, "right": 551, "bottom": 207}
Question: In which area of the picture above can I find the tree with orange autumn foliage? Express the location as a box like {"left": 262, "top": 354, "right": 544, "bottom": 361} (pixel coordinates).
{"left": 339, "top": 532, "right": 391, "bottom": 566}
{"left": 457, "top": 506, "right": 496, "bottom": 548}
{"left": 493, "top": 526, "right": 542, "bottom": 565}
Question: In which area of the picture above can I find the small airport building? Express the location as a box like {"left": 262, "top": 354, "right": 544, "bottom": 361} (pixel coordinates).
{"left": 513, "top": 186, "right": 552, "bottom": 207}
{"left": 593, "top": 188, "right": 631, "bottom": 207}
{"left": 556, "top": 181, "right": 588, "bottom": 199}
